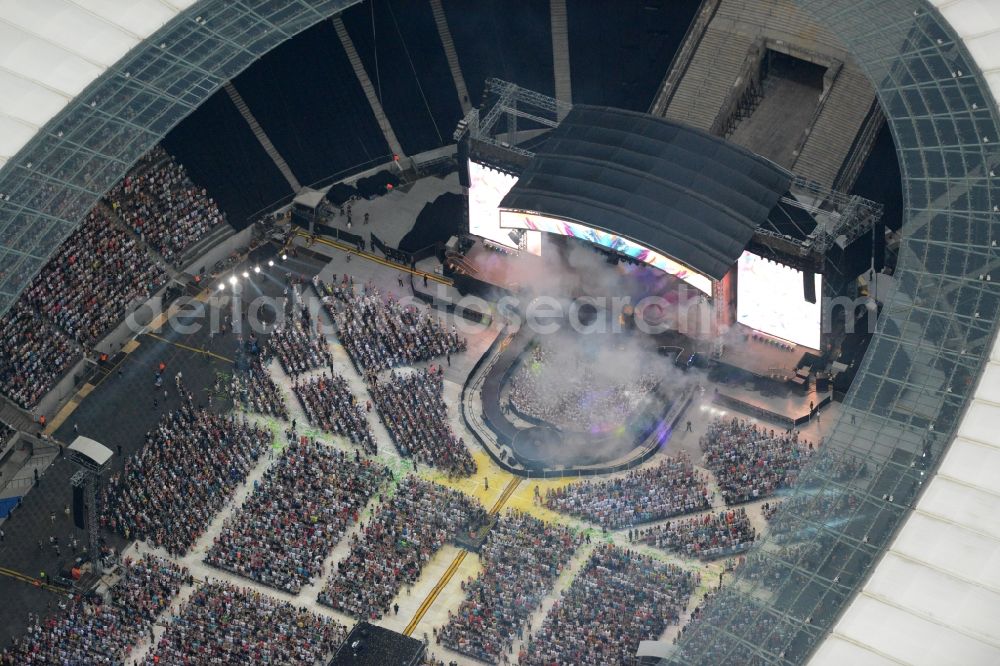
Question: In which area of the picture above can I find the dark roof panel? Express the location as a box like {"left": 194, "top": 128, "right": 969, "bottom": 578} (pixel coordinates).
{"left": 500, "top": 106, "right": 793, "bottom": 279}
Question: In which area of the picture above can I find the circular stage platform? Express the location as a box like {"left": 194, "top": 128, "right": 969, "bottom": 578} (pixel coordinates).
{"left": 476, "top": 327, "right": 681, "bottom": 474}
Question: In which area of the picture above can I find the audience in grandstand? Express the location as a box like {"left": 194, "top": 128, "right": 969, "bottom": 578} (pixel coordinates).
{"left": 508, "top": 343, "right": 659, "bottom": 432}
{"left": 316, "top": 277, "right": 465, "bottom": 372}
{"left": 370, "top": 368, "right": 476, "bottom": 476}
{"left": 109, "top": 146, "right": 225, "bottom": 265}
{"left": 319, "top": 476, "right": 487, "bottom": 620}
{"left": 0, "top": 303, "right": 78, "bottom": 408}
{"left": 23, "top": 208, "right": 166, "bottom": 345}
{"left": 223, "top": 355, "right": 288, "bottom": 418}
{"left": 1, "top": 555, "right": 187, "bottom": 665}
{"left": 293, "top": 372, "right": 377, "bottom": 454}
{"left": 521, "top": 545, "right": 696, "bottom": 666}
{"left": 439, "top": 511, "right": 580, "bottom": 664}
{"left": 543, "top": 454, "right": 710, "bottom": 528}
{"left": 636, "top": 508, "right": 757, "bottom": 560}
{"left": 147, "top": 580, "right": 344, "bottom": 664}
{"left": 700, "top": 417, "right": 811, "bottom": 504}
{"left": 268, "top": 318, "right": 333, "bottom": 377}
{"left": 102, "top": 389, "right": 271, "bottom": 555}
{"left": 205, "top": 436, "right": 389, "bottom": 593}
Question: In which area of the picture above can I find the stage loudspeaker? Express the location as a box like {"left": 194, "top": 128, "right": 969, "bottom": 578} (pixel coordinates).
{"left": 803, "top": 271, "right": 817, "bottom": 304}
{"left": 873, "top": 221, "right": 886, "bottom": 272}
{"left": 457, "top": 140, "right": 470, "bottom": 187}
{"left": 72, "top": 484, "right": 86, "bottom": 529}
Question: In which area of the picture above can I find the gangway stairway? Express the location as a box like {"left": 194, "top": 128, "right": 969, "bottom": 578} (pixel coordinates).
{"left": 429, "top": 0, "right": 472, "bottom": 115}
{"left": 223, "top": 83, "right": 302, "bottom": 192}
{"left": 550, "top": 0, "right": 572, "bottom": 117}
{"left": 332, "top": 17, "right": 406, "bottom": 162}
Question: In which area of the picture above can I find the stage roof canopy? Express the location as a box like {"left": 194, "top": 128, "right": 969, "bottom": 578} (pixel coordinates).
{"left": 499, "top": 106, "right": 793, "bottom": 280}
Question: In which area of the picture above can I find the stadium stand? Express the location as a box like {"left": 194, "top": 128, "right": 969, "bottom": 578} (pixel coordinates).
{"left": 441, "top": 0, "right": 555, "bottom": 103}
{"left": 160, "top": 92, "right": 294, "bottom": 229}
{"left": 229, "top": 19, "right": 392, "bottom": 187}
{"left": 0, "top": 303, "right": 79, "bottom": 409}
{"left": 340, "top": 0, "right": 459, "bottom": 155}
{"left": 108, "top": 149, "right": 225, "bottom": 267}
{"left": 566, "top": 0, "right": 700, "bottom": 110}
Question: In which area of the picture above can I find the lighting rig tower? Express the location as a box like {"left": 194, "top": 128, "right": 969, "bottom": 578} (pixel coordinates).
{"left": 68, "top": 436, "right": 113, "bottom": 575}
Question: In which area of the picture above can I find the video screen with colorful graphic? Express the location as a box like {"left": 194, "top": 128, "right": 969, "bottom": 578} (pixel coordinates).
{"left": 468, "top": 162, "right": 541, "bottom": 250}
{"left": 499, "top": 210, "right": 713, "bottom": 294}
{"left": 736, "top": 251, "right": 822, "bottom": 349}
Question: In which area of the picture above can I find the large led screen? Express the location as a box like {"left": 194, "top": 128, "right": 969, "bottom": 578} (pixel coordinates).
{"left": 468, "top": 162, "right": 541, "bottom": 250}
{"left": 499, "top": 210, "right": 713, "bottom": 294}
{"left": 736, "top": 251, "right": 821, "bottom": 349}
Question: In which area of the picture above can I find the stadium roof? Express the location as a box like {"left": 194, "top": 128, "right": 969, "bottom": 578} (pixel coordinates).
{"left": 498, "top": 105, "right": 792, "bottom": 280}
{"left": 0, "top": 0, "right": 361, "bottom": 317}
{"left": 0, "top": 0, "right": 198, "bottom": 170}
{"left": 810, "top": 2, "right": 1000, "bottom": 664}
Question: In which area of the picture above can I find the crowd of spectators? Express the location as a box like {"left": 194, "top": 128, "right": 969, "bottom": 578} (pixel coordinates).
{"left": 22, "top": 208, "right": 166, "bottom": 345}
{"left": 700, "top": 418, "right": 811, "bottom": 504}
{"left": 319, "top": 476, "right": 487, "bottom": 620}
{"left": 102, "top": 392, "right": 271, "bottom": 555}
{"left": 438, "top": 511, "right": 580, "bottom": 664}
{"left": 317, "top": 277, "right": 466, "bottom": 372}
{"left": 292, "top": 372, "right": 376, "bottom": 453}
{"left": 205, "top": 436, "right": 389, "bottom": 593}
{"left": 763, "top": 491, "right": 857, "bottom": 525}
{"left": 542, "top": 454, "right": 710, "bottom": 529}
{"left": 224, "top": 355, "right": 288, "bottom": 418}
{"left": 370, "top": 368, "right": 476, "bottom": 476}
{"left": 1, "top": 555, "right": 188, "bottom": 665}
{"left": 0, "top": 302, "right": 78, "bottom": 408}
{"left": 521, "top": 545, "right": 697, "bottom": 666}
{"left": 146, "top": 580, "right": 345, "bottom": 664}
{"left": 109, "top": 147, "right": 226, "bottom": 265}
{"left": 268, "top": 318, "right": 333, "bottom": 377}
{"left": 635, "top": 508, "right": 757, "bottom": 560}
{"left": 508, "top": 344, "right": 659, "bottom": 432}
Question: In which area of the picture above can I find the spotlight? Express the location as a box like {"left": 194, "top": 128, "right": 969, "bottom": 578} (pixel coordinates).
{"left": 268, "top": 260, "right": 275, "bottom": 267}
{"left": 253, "top": 265, "right": 260, "bottom": 274}
{"left": 229, "top": 276, "right": 237, "bottom": 286}
{"left": 281, "top": 253, "right": 288, "bottom": 261}
{"left": 217, "top": 283, "right": 225, "bottom": 291}
{"left": 242, "top": 271, "right": 249, "bottom": 279}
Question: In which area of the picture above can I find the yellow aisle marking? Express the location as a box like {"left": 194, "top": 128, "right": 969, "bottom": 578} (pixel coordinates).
{"left": 294, "top": 231, "right": 452, "bottom": 286}
{"left": 143, "top": 333, "right": 233, "bottom": 363}
{"left": 402, "top": 476, "right": 522, "bottom": 636}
